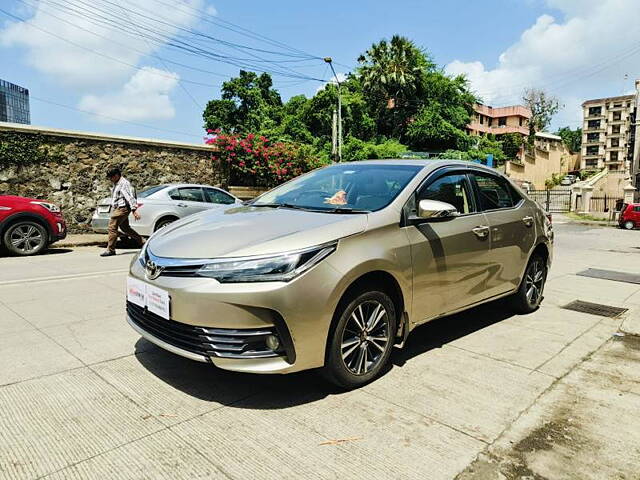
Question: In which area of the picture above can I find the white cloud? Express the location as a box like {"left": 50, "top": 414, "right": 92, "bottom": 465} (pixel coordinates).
{"left": 78, "top": 67, "right": 179, "bottom": 122}
{"left": 205, "top": 5, "right": 218, "bottom": 15}
{"left": 1, "top": 0, "right": 204, "bottom": 88}
{"left": 445, "top": 0, "right": 640, "bottom": 127}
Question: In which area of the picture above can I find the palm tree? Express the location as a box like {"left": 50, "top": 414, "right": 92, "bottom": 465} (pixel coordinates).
{"left": 357, "top": 35, "right": 434, "bottom": 108}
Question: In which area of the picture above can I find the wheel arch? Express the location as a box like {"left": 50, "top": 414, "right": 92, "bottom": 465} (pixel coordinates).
{"left": 153, "top": 214, "right": 180, "bottom": 232}
{"left": 0, "top": 212, "right": 53, "bottom": 242}
{"left": 326, "top": 270, "right": 407, "bottom": 357}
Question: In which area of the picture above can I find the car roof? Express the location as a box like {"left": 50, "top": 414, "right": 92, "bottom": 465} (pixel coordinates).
{"left": 342, "top": 158, "right": 499, "bottom": 174}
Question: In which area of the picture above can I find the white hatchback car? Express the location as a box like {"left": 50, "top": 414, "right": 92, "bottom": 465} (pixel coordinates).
{"left": 91, "top": 184, "right": 241, "bottom": 237}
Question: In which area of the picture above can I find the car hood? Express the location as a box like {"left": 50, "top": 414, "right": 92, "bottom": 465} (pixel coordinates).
{"left": 147, "top": 205, "right": 368, "bottom": 258}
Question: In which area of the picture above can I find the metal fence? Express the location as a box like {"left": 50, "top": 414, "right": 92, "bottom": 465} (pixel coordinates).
{"left": 526, "top": 189, "right": 572, "bottom": 212}
{"left": 589, "top": 195, "right": 623, "bottom": 213}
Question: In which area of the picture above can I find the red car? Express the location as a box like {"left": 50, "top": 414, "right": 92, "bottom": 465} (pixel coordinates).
{"left": 0, "top": 195, "right": 67, "bottom": 256}
{"left": 619, "top": 203, "right": 640, "bottom": 230}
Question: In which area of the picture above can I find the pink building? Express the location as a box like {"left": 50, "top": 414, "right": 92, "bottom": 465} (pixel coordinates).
{"left": 467, "top": 104, "right": 531, "bottom": 136}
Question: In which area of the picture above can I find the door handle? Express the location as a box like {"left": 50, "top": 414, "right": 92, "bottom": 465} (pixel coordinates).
{"left": 177, "top": 203, "right": 188, "bottom": 208}
{"left": 522, "top": 216, "right": 534, "bottom": 227}
{"left": 472, "top": 226, "right": 490, "bottom": 238}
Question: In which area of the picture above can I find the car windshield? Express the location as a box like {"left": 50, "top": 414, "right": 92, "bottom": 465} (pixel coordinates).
{"left": 252, "top": 163, "right": 422, "bottom": 212}
{"left": 138, "top": 185, "right": 167, "bottom": 198}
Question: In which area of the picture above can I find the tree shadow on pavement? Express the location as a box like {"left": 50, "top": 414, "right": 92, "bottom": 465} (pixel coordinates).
{"left": 133, "top": 297, "right": 519, "bottom": 410}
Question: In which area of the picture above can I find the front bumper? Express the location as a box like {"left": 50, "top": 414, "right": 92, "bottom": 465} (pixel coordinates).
{"left": 127, "top": 255, "right": 344, "bottom": 374}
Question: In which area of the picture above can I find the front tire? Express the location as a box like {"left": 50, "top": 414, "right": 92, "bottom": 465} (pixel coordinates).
{"left": 322, "top": 290, "right": 396, "bottom": 389}
{"left": 511, "top": 253, "right": 547, "bottom": 314}
{"left": 3, "top": 221, "right": 48, "bottom": 256}
{"left": 624, "top": 220, "right": 635, "bottom": 230}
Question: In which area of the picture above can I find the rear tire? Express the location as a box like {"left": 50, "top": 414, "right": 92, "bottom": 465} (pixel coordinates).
{"left": 3, "top": 221, "right": 48, "bottom": 256}
{"left": 322, "top": 289, "right": 396, "bottom": 389}
{"left": 511, "top": 253, "right": 547, "bottom": 314}
{"left": 154, "top": 217, "right": 178, "bottom": 232}
{"left": 624, "top": 220, "right": 635, "bottom": 230}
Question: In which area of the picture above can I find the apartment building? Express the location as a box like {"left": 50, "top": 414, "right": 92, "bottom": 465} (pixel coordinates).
{"left": 467, "top": 104, "right": 531, "bottom": 136}
{"left": 581, "top": 88, "right": 638, "bottom": 174}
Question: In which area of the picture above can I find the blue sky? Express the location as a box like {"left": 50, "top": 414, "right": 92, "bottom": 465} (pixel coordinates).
{"left": 2, "top": 0, "right": 639, "bottom": 144}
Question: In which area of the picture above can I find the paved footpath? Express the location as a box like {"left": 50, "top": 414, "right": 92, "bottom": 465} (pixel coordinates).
{"left": 0, "top": 223, "right": 639, "bottom": 479}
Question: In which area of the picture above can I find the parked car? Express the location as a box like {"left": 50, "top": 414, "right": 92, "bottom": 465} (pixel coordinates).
{"left": 560, "top": 176, "right": 573, "bottom": 186}
{"left": 0, "top": 195, "right": 67, "bottom": 256}
{"left": 567, "top": 174, "right": 578, "bottom": 183}
{"left": 126, "top": 160, "right": 553, "bottom": 388}
{"left": 619, "top": 203, "right": 640, "bottom": 230}
{"left": 91, "top": 184, "right": 241, "bottom": 237}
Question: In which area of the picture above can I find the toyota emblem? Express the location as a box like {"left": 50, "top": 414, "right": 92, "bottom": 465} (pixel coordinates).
{"left": 145, "top": 259, "right": 163, "bottom": 280}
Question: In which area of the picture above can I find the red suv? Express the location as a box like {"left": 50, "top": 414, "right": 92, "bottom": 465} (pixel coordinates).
{"left": 619, "top": 203, "right": 640, "bottom": 230}
{"left": 0, "top": 195, "right": 67, "bottom": 255}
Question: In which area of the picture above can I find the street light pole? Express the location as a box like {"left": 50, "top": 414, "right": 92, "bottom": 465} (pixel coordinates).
{"left": 324, "top": 57, "right": 342, "bottom": 162}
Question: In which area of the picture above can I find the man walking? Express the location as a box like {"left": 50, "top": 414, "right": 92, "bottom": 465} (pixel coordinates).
{"left": 100, "top": 167, "right": 144, "bottom": 257}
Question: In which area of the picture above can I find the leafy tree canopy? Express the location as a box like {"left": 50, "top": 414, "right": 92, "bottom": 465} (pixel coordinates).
{"left": 556, "top": 126, "right": 582, "bottom": 153}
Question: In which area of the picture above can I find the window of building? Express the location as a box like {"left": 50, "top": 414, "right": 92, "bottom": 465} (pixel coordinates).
{"left": 614, "top": 103, "right": 622, "bottom": 108}
{"left": 519, "top": 117, "right": 523, "bottom": 126}
{"left": 610, "top": 164, "right": 618, "bottom": 171}
{"left": 610, "top": 151, "right": 619, "bottom": 161}
{"left": 588, "top": 120, "right": 601, "bottom": 129}
{"left": 586, "top": 146, "right": 599, "bottom": 155}
{"left": 586, "top": 160, "right": 598, "bottom": 168}
{"left": 587, "top": 133, "right": 599, "bottom": 142}
{"left": 612, "top": 125, "right": 621, "bottom": 134}
{"left": 588, "top": 106, "right": 602, "bottom": 116}
{"left": 498, "top": 117, "right": 507, "bottom": 127}
{"left": 611, "top": 138, "right": 619, "bottom": 147}
{"left": 613, "top": 112, "right": 622, "bottom": 121}
{"left": 479, "top": 115, "right": 484, "bottom": 125}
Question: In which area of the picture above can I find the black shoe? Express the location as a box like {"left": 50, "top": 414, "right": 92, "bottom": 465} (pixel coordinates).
{"left": 100, "top": 250, "right": 116, "bottom": 257}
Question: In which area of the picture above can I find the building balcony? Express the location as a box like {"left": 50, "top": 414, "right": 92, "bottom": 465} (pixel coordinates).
{"left": 584, "top": 127, "right": 605, "bottom": 133}
{"left": 606, "top": 146, "right": 625, "bottom": 151}
{"left": 583, "top": 140, "right": 604, "bottom": 146}
{"left": 583, "top": 154, "right": 602, "bottom": 160}
{"left": 467, "top": 123, "right": 529, "bottom": 136}
{"left": 584, "top": 114, "right": 605, "bottom": 120}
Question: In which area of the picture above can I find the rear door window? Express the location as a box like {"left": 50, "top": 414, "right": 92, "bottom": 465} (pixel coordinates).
{"left": 472, "top": 172, "right": 518, "bottom": 211}
{"left": 204, "top": 188, "right": 236, "bottom": 205}
{"left": 178, "top": 187, "right": 205, "bottom": 202}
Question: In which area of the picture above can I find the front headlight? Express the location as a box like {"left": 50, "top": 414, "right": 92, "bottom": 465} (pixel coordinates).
{"left": 31, "top": 201, "right": 60, "bottom": 213}
{"left": 197, "top": 242, "right": 337, "bottom": 283}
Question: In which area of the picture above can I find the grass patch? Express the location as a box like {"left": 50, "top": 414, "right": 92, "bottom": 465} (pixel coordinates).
{"left": 565, "top": 212, "right": 611, "bottom": 222}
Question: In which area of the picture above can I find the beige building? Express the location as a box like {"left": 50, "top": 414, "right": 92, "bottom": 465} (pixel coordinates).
{"left": 581, "top": 87, "right": 638, "bottom": 175}
{"left": 505, "top": 132, "right": 573, "bottom": 189}
{"left": 468, "top": 104, "right": 531, "bottom": 136}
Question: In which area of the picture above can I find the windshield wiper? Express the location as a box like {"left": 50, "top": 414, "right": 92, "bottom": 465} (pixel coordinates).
{"left": 323, "top": 207, "right": 371, "bottom": 214}
{"left": 250, "top": 203, "right": 312, "bottom": 211}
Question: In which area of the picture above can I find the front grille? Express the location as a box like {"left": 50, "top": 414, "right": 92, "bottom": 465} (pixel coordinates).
{"left": 127, "top": 302, "right": 282, "bottom": 359}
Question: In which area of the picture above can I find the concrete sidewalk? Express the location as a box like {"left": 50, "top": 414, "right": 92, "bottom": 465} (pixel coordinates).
{"left": 56, "top": 233, "right": 105, "bottom": 248}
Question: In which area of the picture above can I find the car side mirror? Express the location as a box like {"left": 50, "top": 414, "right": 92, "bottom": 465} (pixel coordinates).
{"left": 416, "top": 199, "right": 459, "bottom": 220}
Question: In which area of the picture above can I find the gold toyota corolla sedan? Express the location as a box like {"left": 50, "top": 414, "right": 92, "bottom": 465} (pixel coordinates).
{"left": 127, "top": 160, "right": 553, "bottom": 388}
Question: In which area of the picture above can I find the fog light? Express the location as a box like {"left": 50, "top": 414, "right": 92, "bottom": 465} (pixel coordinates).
{"left": 265, "top": 334, "right": 280, "bottom": 351}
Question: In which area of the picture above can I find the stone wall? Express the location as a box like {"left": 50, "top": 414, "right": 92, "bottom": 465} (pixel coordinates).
{"left": 0, "top": 124, "right": 218, "bottom": 232}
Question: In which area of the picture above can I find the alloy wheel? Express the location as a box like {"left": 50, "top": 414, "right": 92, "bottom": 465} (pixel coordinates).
{"left": 624, "top": 221, "right": 635, "bottom": 230}
{"left": 10, "top": 224, "right": 45, "bottom": 254}
{"left": 340, "top": 300, "right": 390, "bottom": 375}
{"left": 524, "top": 258, "right": 546, "bottom": 306}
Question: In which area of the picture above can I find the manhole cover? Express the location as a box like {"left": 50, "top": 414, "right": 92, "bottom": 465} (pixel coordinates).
{"left": 577, "top": 268, "right": 640, "bottom": 285}
{"left": 562, "top": 300, "right": 628, "bottom": 318}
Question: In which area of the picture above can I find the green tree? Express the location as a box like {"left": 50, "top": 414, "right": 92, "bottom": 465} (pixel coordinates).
{"left": 203, "top": 71, "right": 283, "bottom": 134}
{"left": 357, "top": 35, "right": 435, "bottom": 138}
{"left": 404, "top": 73, "right": 476, "bottom": 151}
{"left": 556, "top": 126, "right": 582, "bottom": 153}
{"left": 500, "top": 133, "right": 525, "bottom": 160}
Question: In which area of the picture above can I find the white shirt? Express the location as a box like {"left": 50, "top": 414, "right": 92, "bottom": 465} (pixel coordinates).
{"left": 111, "top": 176, "right": 137, "bottom": 210}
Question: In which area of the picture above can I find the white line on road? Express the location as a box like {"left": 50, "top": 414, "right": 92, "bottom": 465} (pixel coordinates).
{"left": 0, "top": 269, "right": 128, "bottom": 286}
